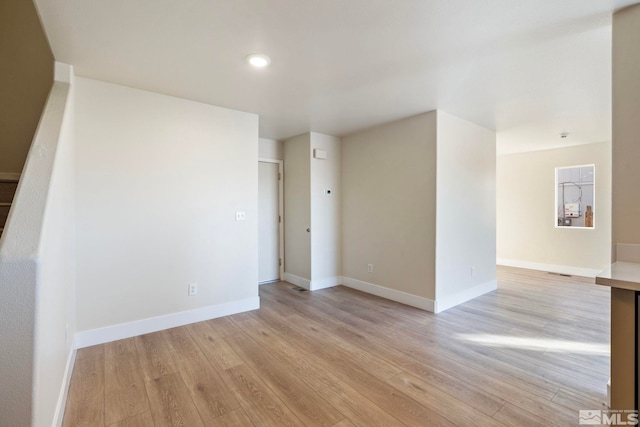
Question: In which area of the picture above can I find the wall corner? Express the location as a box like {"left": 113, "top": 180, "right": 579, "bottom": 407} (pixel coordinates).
{"left": 54, "top": 62, "right": 74, "bottom": 84}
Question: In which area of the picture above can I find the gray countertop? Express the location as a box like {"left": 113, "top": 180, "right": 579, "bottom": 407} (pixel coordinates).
{"left": 596, "top": 261, "right": 640, "bottom": 291}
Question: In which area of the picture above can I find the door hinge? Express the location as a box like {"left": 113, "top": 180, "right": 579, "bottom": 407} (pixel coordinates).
{"left": 279, "top": 258, "right": 282, "bottom": 266}
{"left": 279, "top": 215, "right": 281, "bottom": 223}
{"left": 278, "top": 172, "right": 281, "bottom": 180}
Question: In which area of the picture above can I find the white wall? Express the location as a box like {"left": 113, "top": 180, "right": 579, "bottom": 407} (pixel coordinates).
{"left": 342, "top": 112, "right": 437, "bottom": 301}
{"left": 35, "top": 67, "right": 77, "bottom": 427}
{"left": 613, "top": 5, "right": 640, "bottom": 252}
{"left": 0, "top": 65, "right": 76, "bottom": 427}
{"left": 310, "top": 133, "right": 341, "bottom": 288}
{"left": 283, "top": 134, "right": 311, "bottom": 282}
{"left": 497, "top": 142, "right": 611, "bottom": 276}
{"left": 259, "top": 138, "right": 283, "bottom": 160}
{"left": 435, "top": 111, "right": 496, "bottom": 309}
{"left": 75, "top": 77, "right": 259, "bottom": 333}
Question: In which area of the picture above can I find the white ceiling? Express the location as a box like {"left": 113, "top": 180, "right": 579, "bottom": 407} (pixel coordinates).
{"left": 34, "top": 0, "right": 637, "bottom": 154}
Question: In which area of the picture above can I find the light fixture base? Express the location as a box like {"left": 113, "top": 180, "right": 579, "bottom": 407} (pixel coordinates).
{"left": 246, "top": 53, "right": 271, "bottom": 68}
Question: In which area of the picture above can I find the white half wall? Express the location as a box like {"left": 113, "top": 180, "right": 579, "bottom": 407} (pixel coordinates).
{"left": 310, "top": 132, "right": 341, "bottom": 288}
{"left": 75, "top": 77, "right": 259, "bottom": 332}
{"left": 497, "top": 142, "right": 611, "bottom": 274}
{"left": 0, "top": 67, "right": 76, "bottom": 426}
{"left": 435, "top": 111, "right": 496, "bottom": 303}
{"left": 36, "top": 67, "right": 77, "bottom": 427}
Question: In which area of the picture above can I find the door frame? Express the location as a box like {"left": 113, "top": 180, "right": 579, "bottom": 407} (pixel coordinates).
{"left": 258, "top": 158, "right": 284, "bottom": 282}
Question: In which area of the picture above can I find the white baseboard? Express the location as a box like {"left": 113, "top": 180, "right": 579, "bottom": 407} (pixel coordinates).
{"left": 282, "top": 273, "right": 340, "bottom": 291}
{"left": 0, "top": 172, "right": 20, "bottom": 181}
{"left": 341, "top": 276, "right": 435, "bottom": 312}
{"left": 75, "top": 297, "right": 259, "bottom": 348}
{"left": 311, "top": 276, "right": 341, "bottom": 291}
{"left": 496, "top": 258, "right": 602, "bottom": 278}
{"left": 283, "top": 272, "right": 311, "bottom": 290}
{"left": 53, "top": 346, "right": 77, "bottom": 427}
{"left": 434, "top": 280, "right": 497, "bottom": 313}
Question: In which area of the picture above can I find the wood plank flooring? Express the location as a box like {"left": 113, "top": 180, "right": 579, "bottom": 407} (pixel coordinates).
{"left": 62, "top": 267, "right": 610, "bottom": 426}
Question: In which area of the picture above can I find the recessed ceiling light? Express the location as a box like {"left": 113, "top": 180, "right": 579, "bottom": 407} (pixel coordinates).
{"left": 246, "top": 53, "right": 271, "bottom": 68}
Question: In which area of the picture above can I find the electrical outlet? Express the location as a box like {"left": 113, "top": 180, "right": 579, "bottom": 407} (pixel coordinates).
{"left": 367, "top": 264, "right": 373, "bottom": 273}
{"left": 189, "top": 283, "right": 198, "bottom": 296}
{"left": 471, "top": 266, "right": 476, "bottom": 277}
{"left": 235, "top": 211, "right": 246, "bottom": 221}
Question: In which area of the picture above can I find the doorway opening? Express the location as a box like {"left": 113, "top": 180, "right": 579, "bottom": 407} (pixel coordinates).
{"left": 258, "top": 159, "right": 284, "bottom": 284}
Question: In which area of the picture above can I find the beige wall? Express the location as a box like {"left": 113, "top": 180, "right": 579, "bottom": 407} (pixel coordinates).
{"left": 613, "top": 4, "right": 640, "bottom": 252}
{"left": 497, "top": 142, "right": 611, "bottom": 275}
{"left": 436, "top": 111, "right": 496, "bottom": 303}
{"left": 0, "top": 0, "right": 53, "bottom": 174}
{"left": 342, "top": 110, "right": 495, "bottom": 310}
{"left": 75, "top": 77, "right": 259, "bottom": 331}
{"left": 310, "top": 133, "right": 341, "bottom": 285}
{"left": 342, "top": 112, "right": 437, "bottom": 299}
{"left": 283, "top": 134, "right": 312, "bottom": 280}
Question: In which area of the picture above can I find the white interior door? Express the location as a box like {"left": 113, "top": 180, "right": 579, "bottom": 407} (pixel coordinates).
{"left": 258, "top": 161, "right": 280, "bottom": 283}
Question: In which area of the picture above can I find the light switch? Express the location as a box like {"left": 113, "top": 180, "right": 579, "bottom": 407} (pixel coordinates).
{"left": 313, "top": 149, "right": 327, "bottom": 159}
{"left": 236, "top": 211, "right": 246, "bottom": 221}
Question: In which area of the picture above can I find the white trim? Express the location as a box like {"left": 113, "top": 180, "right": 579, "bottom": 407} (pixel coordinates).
{"left": 53, "top": 347, "right": 77, "bottom": 427}
{"left": 0, "top": 172, "right": 20, "bottom": 181}
{"left": 75, "top": 297, "right": 259, "bottom": 348}
{"left": 283, "top": 272, "right": 311, "bottom": 290}
{"left": 497, "top": 258, "right": 602, "bottom": 278}
{"left": 341, "top": 276, "right": 435, "bottom": 312}
{"left": 434, "top": 280, "right": 497, "bottom": 313}
{"left": 310, "top": 276, "right": 341, "bottom": 290}
{"left": 54, "top": 62, "right": 74, "bottom": 84}
{"left": 258, "top": 158, "right": 285, "bottom": 281}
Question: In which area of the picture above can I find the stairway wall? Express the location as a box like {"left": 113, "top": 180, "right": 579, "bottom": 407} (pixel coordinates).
{"left": 0, "top": 180, "right": 18, "bottom": 238}
{"left": 0, "top": 0, "right": 54, "bottom": 174}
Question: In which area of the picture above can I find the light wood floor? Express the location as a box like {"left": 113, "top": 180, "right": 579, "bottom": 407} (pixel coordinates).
{"left": 62, "top": 266, "right": 610, "bottom": 426}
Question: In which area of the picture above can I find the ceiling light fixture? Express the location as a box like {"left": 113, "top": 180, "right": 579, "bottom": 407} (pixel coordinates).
{"left": 246, "top": 53, "right": 271, "bottom": 68}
